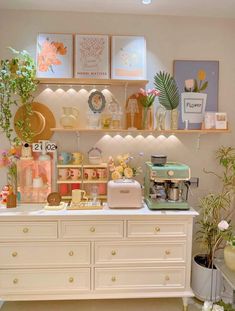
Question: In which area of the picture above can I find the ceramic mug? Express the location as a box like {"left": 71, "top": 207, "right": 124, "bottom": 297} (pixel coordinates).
{"left": 58, "top": 168, "right": 70, "bottom": 180}
{"left": 58, "top": 152, "right": 72, "bottom": 165}
{"left": 96, "top": 168, "right": 106, "bottom": 180}
{"left": 70, "top": 168, "right": 81, "bottom": 180}
{"left": 59, "top": 184, "right": 68, "bottom": 196}
{"left": 72, "top": 152, "right": 83, "bottom": 165}
{"left": 71, "top": 183, "right": 80, "bottom": 191}
{"left": 84, "top": 169, "right": 94, "bottom": 180}
{"left": 72, "top": 189, "right": 88, "bottom": 204}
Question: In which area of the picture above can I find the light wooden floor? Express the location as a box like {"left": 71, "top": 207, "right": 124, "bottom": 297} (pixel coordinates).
{"left": 1, "top": 298, "right": 202, "bottom": 311}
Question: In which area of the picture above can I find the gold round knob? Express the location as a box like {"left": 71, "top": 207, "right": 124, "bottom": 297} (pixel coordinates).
{"left": 23, "top": 227, "right": 29, "bottom": 233}
{"left": 111, "top": 276, "right": 116, "bottom": 282}
{"left": 13, "top": 278, "right": 18, "bottom": 284}
{"left": 154, "top": 226, "right": 160, "bottom": 232}
{"left": 167, "top": 170, "right": 174, "bottom": 177}
{"left": 165, "top": 275, "right": 170, "bottom": 281}
{"left": 69, "top": 277, "right": 74, "bottom": 283}
{"left": 90, "top": 227, "right": 95, "bottom": 233}
{"left": 69, "top": 251, "right": 74, "bottom": 256}
{"left": 12, "top": 252, "right": 18, "bottom": 257}
{"left": 165, "top": 250, "right": 171, "bottom": 255}
{"left": 111, "top": 250, "right": 116, "bottom": 256}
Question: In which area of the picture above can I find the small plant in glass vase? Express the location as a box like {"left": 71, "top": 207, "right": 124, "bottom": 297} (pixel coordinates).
{"left": 137, "top": 88, "right": 160, "bottom": 130}
{"left": 154, "top": 71, "right": 179, "bottom": 130}
{"left": 192, "top": 146, "right": 235, "bottom": 302}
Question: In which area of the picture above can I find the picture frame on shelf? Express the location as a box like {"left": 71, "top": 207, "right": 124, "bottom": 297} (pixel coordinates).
{"left": 75, "top": 34, "right": 110, "bottom": 79}
{"left": 174, "top": 60, "right": 219, "bottom": 129}
{"left": 111, "top": 36, "right": 146, "bottom": 80}
{"left": 204, "top": 111, "right": 216, "bottom": 129}
{"left": 36, "top": 33, "right": 73, "bottom": 78}
{"left": 215, "top": 112, "right": 227, "bottom": 129}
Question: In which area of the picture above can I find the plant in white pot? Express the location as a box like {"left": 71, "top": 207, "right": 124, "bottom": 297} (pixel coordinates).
{"left": 181, "top": 69, "right": 208, "bottom": 128}
{"left": 192, "top": 146, "right": 235, "bottom": 302}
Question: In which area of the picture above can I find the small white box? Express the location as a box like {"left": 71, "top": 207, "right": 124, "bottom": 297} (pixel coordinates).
{"left": 215, "top": 112, "right": 227, "bottom": 129}
{"left": 107, "top": 179, "right": 142, "bottom": 209}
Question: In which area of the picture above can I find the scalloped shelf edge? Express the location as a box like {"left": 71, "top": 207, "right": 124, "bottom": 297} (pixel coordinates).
{"left": 51, "top": 128, "right": 230, "bottom": 134}
{"left": 38, "top": 78, "right": 149, "bottom": 86}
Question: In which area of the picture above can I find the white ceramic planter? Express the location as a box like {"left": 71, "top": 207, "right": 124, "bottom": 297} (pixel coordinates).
{"left": 181, "top": 92, "right": 207, "bottom": 124}
{"left": 191, "top": 254, "right": 221, "bottom": 302}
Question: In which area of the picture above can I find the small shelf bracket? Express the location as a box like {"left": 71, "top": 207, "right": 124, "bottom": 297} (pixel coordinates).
{"left": 75, "top": 131, "right": 80, "bottom": 149}
{"left": 124, "top": 82, "right": 128, "bottom": 104}
{"left": 196, "top": 134, "right": 201, "bottom": 151}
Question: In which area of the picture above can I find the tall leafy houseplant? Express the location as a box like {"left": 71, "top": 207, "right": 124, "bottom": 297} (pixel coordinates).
{"left": 192, "top": 146, "right": 235, "bottom": 301}
{"left": 154, "top": 71, "right": 180, "bottom": 129}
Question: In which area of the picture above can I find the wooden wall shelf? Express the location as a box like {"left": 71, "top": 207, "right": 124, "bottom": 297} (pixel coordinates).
{"left": 51, "top": 128, "right": 230, "bottom": 134}
{"left": 38, "top": 78, "right": 149, "bottom": 87}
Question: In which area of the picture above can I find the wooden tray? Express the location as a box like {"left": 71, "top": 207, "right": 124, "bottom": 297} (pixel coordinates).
{"left": 67, "top": 201, "right": 103, "bottom": 210}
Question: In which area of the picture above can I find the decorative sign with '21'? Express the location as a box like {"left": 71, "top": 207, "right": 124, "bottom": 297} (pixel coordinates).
{"left": 32, "top": 141, "right": 57, "bottom": 153}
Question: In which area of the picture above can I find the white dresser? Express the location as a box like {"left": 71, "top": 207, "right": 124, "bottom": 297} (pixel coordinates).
{"left": 0, "top": 204, "right": 198, "bottom": 310}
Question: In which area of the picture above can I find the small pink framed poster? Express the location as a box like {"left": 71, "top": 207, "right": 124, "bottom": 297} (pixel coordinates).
{"left": 75, "top": 34, "right": 110, "bottom": 79}
{"left": 111, "top": 36, "right": 146, "bottom": 80}
{"left": 36, "top": 33, "right": 73, "bottom": 78}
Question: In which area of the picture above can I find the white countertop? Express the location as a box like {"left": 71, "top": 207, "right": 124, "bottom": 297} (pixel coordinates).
{"left": 0, "top": 203, "right": 198, "bottom": 218}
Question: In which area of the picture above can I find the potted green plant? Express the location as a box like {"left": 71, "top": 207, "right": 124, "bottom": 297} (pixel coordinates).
{"left": 192, "top": 146, "right": 235, "bottom": 302}
{"left": 154, "top": 71, "right": 180, "bottom": 130}
{"left": 0, "top": 48, "right": 38, "bottom": 198}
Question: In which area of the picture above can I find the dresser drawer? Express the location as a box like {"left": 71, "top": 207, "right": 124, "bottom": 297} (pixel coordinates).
{"left": 0, "top": 222, "right": 58, "bottom": 240}
{"left": 127, "top": 221, "right": 187, "bottom": 238}
{"left": 0, "top": 268, "right": 90, "bottom": 293}
{"left": 95, "top": 241, "right": 186, "bottom": 264}
{"left": 61, "top": 221, "right": 124, "bottom": 239}
{"left": 95, "top": 267, "right": 185, "bottom": 290}
{"left": 0, "top": 242, "right": 90, "bottom": 268}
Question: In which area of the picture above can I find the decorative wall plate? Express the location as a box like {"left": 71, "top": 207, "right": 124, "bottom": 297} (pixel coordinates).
{"left": 47, "top": 192, "right": 61, "bottom": 206}
{"left": 88, "top": 91, "right": 106, "bottom": 113}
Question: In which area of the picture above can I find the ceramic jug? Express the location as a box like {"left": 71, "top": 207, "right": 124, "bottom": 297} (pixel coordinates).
{"left": 60, "top": 107, "right": 79, "bottom": 129}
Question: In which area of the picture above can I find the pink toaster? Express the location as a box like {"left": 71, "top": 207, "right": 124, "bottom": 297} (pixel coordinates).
{"left": 107, "top": 179, "right": 142, "bottom": 209}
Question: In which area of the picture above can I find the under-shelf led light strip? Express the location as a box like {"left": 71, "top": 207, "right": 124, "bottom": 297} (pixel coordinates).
{"left": 142, "top": 0, "right": 151, "bottom": 4}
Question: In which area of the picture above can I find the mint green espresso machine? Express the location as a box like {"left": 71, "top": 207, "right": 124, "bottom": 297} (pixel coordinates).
{"left": 144, "top": 162, "right": 191, "bottom": 210}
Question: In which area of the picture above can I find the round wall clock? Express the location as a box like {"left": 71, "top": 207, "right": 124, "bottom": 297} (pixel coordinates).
{"left": 88, "top": 91, "right": 106, "bottom": 113}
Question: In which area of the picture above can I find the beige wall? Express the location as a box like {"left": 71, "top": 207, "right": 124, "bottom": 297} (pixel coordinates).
{"left": 0, "top": 10, "right": 234, "bottom": 214}
{"left": 0, "top": 8, "right": 234, "bottom": 310}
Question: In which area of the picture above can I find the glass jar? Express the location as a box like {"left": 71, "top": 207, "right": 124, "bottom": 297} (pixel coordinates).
{"left": 87, "top": 111, "right": 101, "bottom": 129}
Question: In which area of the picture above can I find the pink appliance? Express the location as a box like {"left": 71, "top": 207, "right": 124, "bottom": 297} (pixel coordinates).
{"left": 107, "top": 179, "right": 142, "bottom": 209}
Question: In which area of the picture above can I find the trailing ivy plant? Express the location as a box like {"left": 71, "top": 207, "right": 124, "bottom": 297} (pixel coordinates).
{"left": 9, "top": 47, "right": 39, "bottom": 143}
{"left": 0, "top": 48, "right": 38, "bottom": 191}
{"left": 0, "top": 48, "right": 38, "bottom": 144}
{"left": 0, "top": 58, "right": 18, "bottom": 144}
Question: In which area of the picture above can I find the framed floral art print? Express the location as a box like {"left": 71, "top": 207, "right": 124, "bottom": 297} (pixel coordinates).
{"left": 75, "top": 34, "right": 109, "bottom": 79}
{"left": 36, "top": 33, "right": 73, "bottom": 78}
{"left": 111, "top": 36, "right": 146, "bottom": 80}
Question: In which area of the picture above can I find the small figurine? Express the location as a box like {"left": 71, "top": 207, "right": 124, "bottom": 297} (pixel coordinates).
{"left": 0, "top": 185, "right": 12, "bottom": 204}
